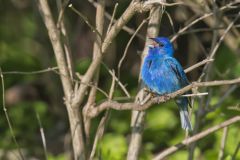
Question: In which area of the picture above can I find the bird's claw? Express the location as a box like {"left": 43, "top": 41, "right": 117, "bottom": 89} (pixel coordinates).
{"left": 158, "top": 94, "right": 170, "bottom": 103}
{"left": 164, "top": 94, "right": 171, "bottom": 101}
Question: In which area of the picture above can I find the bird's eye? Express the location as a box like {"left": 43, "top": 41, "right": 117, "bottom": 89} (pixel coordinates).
{"left": 159, "top": 43, "right": 164, "bottom": 47}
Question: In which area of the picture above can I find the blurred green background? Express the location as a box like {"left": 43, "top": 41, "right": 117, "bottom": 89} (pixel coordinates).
{"left": 0, "top": 0, "right": 240, "bottom": 160}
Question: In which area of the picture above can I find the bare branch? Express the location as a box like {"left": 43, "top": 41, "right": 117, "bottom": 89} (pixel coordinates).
{"left": 38, "top": 0, "right": 72, "bottom": 97}
{"left": 87, "top": 77, "right": 240, "bottom": 117}
{"left": 153, "top": 116, "right": 240, "bottom": 160}
{"left": 205, "top": 85, "right": 237, "bottom": 114}
{"left": 35, "top": 111, "right": 48, "bottom": 160}
{"left": 184, "top": 59, "right": 214, "bottom": 73}
{"left": 106, "top": 3, "right": 118, "bottom": 34}
{"left": 127, "top": 4, "right": 164, "bottom": 160}
{"left": 209, "top": 12, "right": 240, "bottom": 59}
{"left": 37, "top": 0, "right": 86, "bottom": 159}
{"left": 0, "top": 68, "right": 25, "bottom": 160}
{"left": 106, "top": 68, "right": 131, "bottom": 98}
{"left": 83, "top": 0, "right": 106, "bottom": 154}
{"left": 144, "top": 0, "right": 184, "bottom": 6}
{"left": 232, "top": 142, "right": 240, "bottom": 160}
{"left": 72, "top": 1, "right": 150, "bottom": 108}
{"left": 218, "top": 127, "right": 228, "bottom": 160}
{"left": 2, "top": 67, "right": 58, "bottom": 75}
{"left": 89, "top": 0, "right": 145, "bottom": 40}
{"left": 57, "top": 0, "right": 74, "bottom": 82}
{"left": 181, "top": 92, "right": 208, "bottom": 97}
{"left": 118, "top": 18, "right": 148, "bottom": 79}
{"left": 56, "top": 0, "right": 69, "bottom": 28}
{"left": 69, "top": 4, "right": 103, "bottom": 41}
{"left": 170, "top": 2, "right": 240, "bottom": 41}
{"left": 89, "top": 70, "right": 116, "bottom": 160}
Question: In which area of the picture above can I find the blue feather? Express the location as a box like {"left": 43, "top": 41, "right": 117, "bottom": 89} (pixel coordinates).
{"left": 141, "top": 37, "right": 192, "bottom": 131}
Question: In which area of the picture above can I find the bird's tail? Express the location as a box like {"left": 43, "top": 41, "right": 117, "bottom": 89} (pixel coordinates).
{"left": 175, "top": 98, "right": 192, "bottom": 131}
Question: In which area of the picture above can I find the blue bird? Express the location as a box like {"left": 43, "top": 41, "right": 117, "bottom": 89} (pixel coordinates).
{"left": 141, "top": 37, "right": 192, "bottom": 131}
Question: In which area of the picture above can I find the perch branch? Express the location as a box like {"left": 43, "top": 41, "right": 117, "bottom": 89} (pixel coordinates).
{"left": 87, "top": 77, "right": 240, "bottom": 117}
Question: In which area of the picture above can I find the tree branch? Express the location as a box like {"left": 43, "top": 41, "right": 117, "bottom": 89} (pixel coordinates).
{"left": 153, "top": 116, "right": 240, "bottom": 160}
{"left": 38, "top": 0, "right": 72, "bottom": 97}
{"left": 83, "top": 0, "right": 105, "bottom": 156}
{"left": 86, "top": 77, "right": 240, "bottom": 117}
{"left": 37, "top": 1, "right": 86, "bottom": 159}
{"left": 72, "top": 0, "right": 151, "bottom": 108}
{"left": 127, "top": 3, "right": 164, "bottom": 160}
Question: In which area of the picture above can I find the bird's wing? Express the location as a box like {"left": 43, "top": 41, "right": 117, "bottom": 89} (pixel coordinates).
{"left": 165, "top": 57, "right": 192, "bottom": 107}
{"left": 164, "top": 57, "right": 189, "bottom": 86}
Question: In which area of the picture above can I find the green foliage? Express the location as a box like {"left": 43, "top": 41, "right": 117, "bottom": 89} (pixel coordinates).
{"left": 100, "top": 133, "right": 127, "bottom": 160}
{"left": 146, "top": 104, "right": 178, "bottom": 130}
{"left": 48, "top": 153, "right": 68, "bottom": 160}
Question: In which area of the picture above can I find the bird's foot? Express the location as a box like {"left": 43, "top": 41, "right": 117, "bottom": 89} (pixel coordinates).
{"left": 144, "top": 89, "right": 157, "bottom": 98}
{"left": 161, "top": 94, "right": 171, "bottom": 102}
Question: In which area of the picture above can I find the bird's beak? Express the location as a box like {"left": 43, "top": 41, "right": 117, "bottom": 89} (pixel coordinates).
{"left": 149, "top": 38, "right": 158, "bottom": 47}
{"left": 149, "top": 37, "right": 157, "bottom": 42}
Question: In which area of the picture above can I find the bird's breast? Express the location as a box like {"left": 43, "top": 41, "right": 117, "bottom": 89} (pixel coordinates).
{"left": 141, "top": 58, "right": 181, "bottom": 95}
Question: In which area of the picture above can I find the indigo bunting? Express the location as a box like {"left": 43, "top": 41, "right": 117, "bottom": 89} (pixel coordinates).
{"left": 141, "top": 37, "right": 192, "bottom": 131}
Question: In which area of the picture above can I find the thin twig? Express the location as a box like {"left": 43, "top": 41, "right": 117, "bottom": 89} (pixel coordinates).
{"left": 198, "top": 11, "right": 240, "bottom": 82}
{"left": 84, "top": 0, "right": 106, "bottom": 156}
{"left": 57, "top": 0, "right": 74, "bottom": 82}
{"left": 35, "top": 111, "right": 48, "bottom": 160}
{"left": 181, "top": 92, "right": 208, "bottom": 97}
{"left": 2, "top": 66, "right": 108, "bottom": 98}
{"left": 174, "top": 24, "right": 240, "bottom": 36}
{"left": 184, "top": 59, "right": 214, "bottom": 73}
{"left": 118, "top": 18, "right": 148, "bottom": 79}
{"left": 144, "top": 0, "right": 184, "bottom": 6}
{"left": 210, "top": 12, "right": 240, "bottom": 59}
{"left": 232, "top": 142, "right": 240, "bottom": 160}
{"left": 170, "top": 2, "right": 240, "bottom": 41}
{"left": 89, "top": 70, "right": 116, "bottom": 160}
{"left": 107, "top": 69, "right": 131, "bottom": 98}
{"left": 72, "top": 1, "right": 146, "bottom": 108}
{"left": 106, "top": 3, "right": 118, "bottom": 34}
{"left": 88, "top": 0, "right": 145, "bottom": 40}
{"left": 207, "top": 85, "right": 237, "bottom": 113}
{"left": 56, "top": 0, "right": 69, "bottom": 28}
{"left": 218, "top": 127, "right": 228, "bottom": 160}
{"left": 2, "top": 67, "right": 58, "bottom": 75}
{"left": 69, "top": 4, "right": 103, "bottom": 42}
{"left": 165, "top": 11, "right": 175, "bottom": 35}
{"left": 153, "top": 116, "right": 240, "bottom": 160}
{"left": 0, "top": 68, "right": 25, "bottom": 160}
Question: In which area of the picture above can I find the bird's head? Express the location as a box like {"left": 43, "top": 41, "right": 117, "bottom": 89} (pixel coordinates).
{"left": 148, "top": 37, "right": 174, "bottom": 56}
